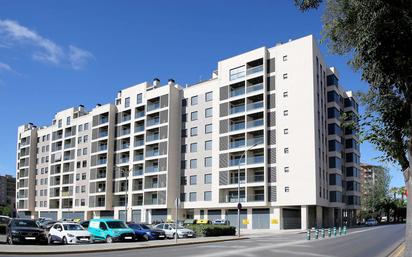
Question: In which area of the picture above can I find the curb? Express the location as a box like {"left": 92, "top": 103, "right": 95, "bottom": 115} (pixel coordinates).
{"left": 387, "top": 241, "right": 405, "bottom": 257}
{"left": 0, "top": 237, "right": 248, "bottom": 255}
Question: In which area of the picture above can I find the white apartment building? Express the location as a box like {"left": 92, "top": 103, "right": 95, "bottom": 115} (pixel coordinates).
{"left": 15, "top": 35, "right": 360, "bottom": 230}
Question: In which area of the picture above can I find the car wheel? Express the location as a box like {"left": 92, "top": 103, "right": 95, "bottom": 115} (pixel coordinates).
{"left": 48, "top": 235, "right": 53, "bottom": 244}
{"left": 143, "top": 234, "right": 149, "bottom": 241}
{"left": 62, "top": 237, "right": 68, "bottom": 245}
{"left": 106, "top": 236, "right": 113, "bottom": 244}
{"left": 7, "top": 236, "right": 13, "bottom": 245}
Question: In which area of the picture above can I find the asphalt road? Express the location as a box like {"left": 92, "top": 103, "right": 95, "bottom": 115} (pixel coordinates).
{"left": 0, "top": 224, "right": 405, "bottom": 257}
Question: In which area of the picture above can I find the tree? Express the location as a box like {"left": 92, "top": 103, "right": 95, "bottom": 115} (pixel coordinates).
{"left": 361, "top": 166, "right": 390, "bottom": 218}
{"left": 293, "top": 1, "right": 412, "bottom": 255}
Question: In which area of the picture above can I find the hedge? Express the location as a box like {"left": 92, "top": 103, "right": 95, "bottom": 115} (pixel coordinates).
{"left": 186, "top": 224, "right": 236, "bottom": 237}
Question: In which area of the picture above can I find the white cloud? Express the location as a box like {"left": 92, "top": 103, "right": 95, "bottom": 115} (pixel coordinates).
{"left": 68, "top": 45, "right": 94, "bottom": 70}
{"left": 0, "top": 62, "right": 12, "bottom": 72}
{"left": 0, "top": 19, "right": 93, "bottom": 69}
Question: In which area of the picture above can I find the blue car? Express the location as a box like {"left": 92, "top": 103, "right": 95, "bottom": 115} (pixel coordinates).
{"left": 87, "top": 219, "right": 135, "bottom": 243}
{"left": 126, "top": 222, "right": 166, "bottom": 240}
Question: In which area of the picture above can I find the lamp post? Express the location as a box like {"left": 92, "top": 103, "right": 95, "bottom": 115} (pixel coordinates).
{"left": 237, "top": 143, "right": 259, "bottom": 238}
{"left": 115, "top": 166, "right": 132, "bottom": 222}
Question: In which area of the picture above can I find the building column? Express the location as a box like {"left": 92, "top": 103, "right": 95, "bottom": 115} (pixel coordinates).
{"left": 301, "top": 205, "right": 308, "bottom": 230}
{"left": 247, "top": 208, "right": 253, "bottom": 229}
{"left": 271, "top": 207, "right": 280, "bottom": 230}
{"left": 193, "top": 209, "right": 201, "bottom": 220}
{"left": 316, "top": 206, "right": 323, "bottom": 228}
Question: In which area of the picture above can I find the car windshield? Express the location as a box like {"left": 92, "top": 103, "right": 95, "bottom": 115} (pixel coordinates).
{"left": 140, "top": 224, "right": 150, "bottom": 230}
{"left": 169, "top": 224, "right": 185, "bottom": 229}
{"left": 107, "top": 221, "right": 128, "bottom": 229}
{"left": 63, "top": 224, "right": 84, "bottom": 231}
{"left": 128, "top": 224, "right": 140, "bottom": 229}
{"left": 13, "top": 220, "right": 38, "bottom": 228}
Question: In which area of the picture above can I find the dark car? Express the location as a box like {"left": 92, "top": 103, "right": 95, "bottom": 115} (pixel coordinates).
{"left": 41, "top": 220, "right": 57, "bottom": 231}
{"left": 7, "top": 219, "right": 48, "bottom": 245}
{"left": 126, "top": 222, "right": 166, "bottom": 240}
{"left": 80, "top": 220, "right": 89, "bottom": 229}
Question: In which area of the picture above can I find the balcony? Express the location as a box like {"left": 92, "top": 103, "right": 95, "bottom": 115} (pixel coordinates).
{"left": 134, "top": 139, "right": 145, "bottom": 147}
{"left": 246, "top": 83, "right": 263, "bottom": 93}
{"left": 98, "top": 144, "right": 108, "bottom": 151}
{"left": 134, "top": 154, "right": 144, "bottom": 162}
{"left": 229, "top": 158, "right": 245, "bottom": 167}
{"left": 133, "top": 167, "right": 143, "bottom": 176}
{"left": 145, "top": 165, "right": 159, "bottom": 173}
{"left": 97, "top": 159, "right": 107, "bottom": 165}
{"left": 99, "top": 116, "right": 109, "bottom": 125}
{"left": 230, "top": 87, "right": 245, "bottom": 98}
{"left": 246, "top": 65, "right": 263, "bottom": 76}
{"left": 147, "top": 102, "right": 160, "bottom": 112}
{"left": 247, "top": 193, "right": 265, "bottom": 202}
{"left": 98, "top": 131, "right": 108, "bottom": 138}
{"left": 119, "top": 114, "right": 131, "bottom": 123}
{"left": 247, "top": 155, "right": 264, "bottom": 165}
{"left": 230, "top": 105, "right": 245, "bottom": 115}
{"left": 119, "top": 143, "right": 130, "bottom": 150}
{"left": 119, "top": 157, "right": 129, "bottom": 164}
{"left": 146, "top": 134, "right": 160, "bottom": 142}
{"left": 229, "top": 140, "right": 245, "bottom": 149}
{"left": 230, "top": 122, "right": 245, "bottom": 132}
{"left": 135, "top": 111, "right": 145, "bottom": 119}
{"left": 96, "top": 171, "right": 106, "bottom": 179}
{"left": 147, "top": 117, "right": 160, "bottom": 127}
{"left": 247, "top": 101, "right": 264, "bottom": 111}
{"left": 146, "top": 149, "right": 160, "bottom": 157}
{"left": 229, "top": 71, "right": 245, "bottom": 81}
{"left": 247, "top": 119, "right": 264, "bottom": 128}
{"left": 119, "top": 129, "right": 130, "bottom": 137}
{"left": 247, "top": 137, "right": 264, "bottom": 146}
{"left": 134, "top": 125, "right": 145, "bottom": 133}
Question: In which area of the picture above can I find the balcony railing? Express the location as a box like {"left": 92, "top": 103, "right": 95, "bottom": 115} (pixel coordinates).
{"left": 247, "top": 193, "right": 265, "bottom": 202}
{"left": 120, "top": 115, "right": 131, "bottom": 123}
{"left": 99, "top": 117, "right": 109, "bottom": 125}
{"left": 99, "top": 131, "right": 108, "bottom": 138}
{"left": 134, "top": 125, "right": 144, "bottom": 133}
{"left": 98, "top": 145, "right": 108, "bottom": 151}
{"left": 134, "top": 139, "right": 144, "bottom": 147}
{"left": 134, "top": 155, "right": 144, "bottom": 161}
{"left": 119, "top": 129, "right": 130, "bottom": 136}
{"left": 97, "top": 159, "right": 107, "bottom": 165}
{"left": 246, "top": 65, "right": 263, "bottom": 75}
{"left": 147, "top": 118, "right": 160, "bottom": 127}
{"left": 230, "top": 123, "right": 245, "bottom": 132}
{"left": 247, "top": 137, "right": 264, "bottom": 146}
{"left": 146, "top": 150, "right": 160, "bottom": 157}
{"left": 119, "top": 157, "right": 129, "bottom": 164}
{"left": 246, "top": 83, "right": 264, "bottom": 93}
{"left": 133, "top": 168, "right": 143, "bottom": 176}
{"left": 229, "top": 140, "right": 245, "bottom": 149}
{"left": 230, "top": 87, "right": 245, "bottom": 97}
{"left": 247, "top": 156, "right": 264, "bottom": 164}
{"left": 229, "top": 159, "right": 245, "bottom": 167}
{"left": 119, "top": 143, "right": 130, "bottom": 150}
{"left": 147, "top": 102, "right": 160, "bottom": 112}
{"left": 230, "top": 105, "right": 245, "bottom": 115}
{"left": 247, "top": 119, "right": 264, "bottom": 128}
{"left": 145, "top": 166, "right": 159, "bottom": 173}
{"left": 229, "top": 71, "right": 245, "bottom": 81}
{"left": 146, "top": 134, "right": 160, "bottom": 142}
{"left": 247, "top": 101, "right": 264, "bottom": 111}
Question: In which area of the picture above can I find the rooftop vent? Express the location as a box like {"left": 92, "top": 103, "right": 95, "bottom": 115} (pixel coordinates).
{"left": 168, "top": 79, "right": 175, "bottom": 87}
{"left": 153, "top": 78, "right": 161, "bottom": 88}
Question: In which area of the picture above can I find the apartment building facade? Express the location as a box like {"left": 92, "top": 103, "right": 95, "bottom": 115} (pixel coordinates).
{"left": 16, "top": 35, "right": 360, "bottom": 229}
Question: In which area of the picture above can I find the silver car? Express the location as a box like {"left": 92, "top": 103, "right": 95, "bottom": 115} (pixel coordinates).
{"left": 153, "top": 223, "right": 195, "bottom": 239}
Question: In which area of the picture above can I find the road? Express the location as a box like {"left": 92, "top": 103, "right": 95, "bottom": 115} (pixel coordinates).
{"left": 0, "top": 224, "right": 405, "bottom": 257}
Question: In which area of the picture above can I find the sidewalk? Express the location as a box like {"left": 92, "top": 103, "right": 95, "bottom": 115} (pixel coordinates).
{"left": 241, "top": 229, "right": 304, "bottom": 237}
{"left": 0, "top": 236, "right": 246, "bottom": 255}
{"left": 388, "top": 242, "right": 405, "bottom": 257}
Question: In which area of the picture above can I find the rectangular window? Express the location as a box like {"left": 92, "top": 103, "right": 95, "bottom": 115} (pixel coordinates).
{"left": 191, "top": 96, "right": 198, "bottom": 106}
{"left": 189, "top": 192, "right": 197, "bottom": 202}
{"left": 125, "top": 97, "right": 130, "bottom": 108}
{"left": 205, "top": 91, "right": 213, "bottom": 102}
{"left": 66, "top": 116, "right": 71, "bottom": 126}
{"left": 78, "top": 124, "right": 83, "bottom": 132}
{"left": 204, "top": 174, "right": 212, "bottom": 184}
{"left": 181, "top": 144, "right": 187, "bottom": 153}
{"left": 136, "top": 93, "right": 143, "bottom": 104}
{"left": 284, "top": 128, "right": 289, "bottom": 134}
{"left": 190, "top": 127, "right": 198, "bottom": 136}
{"left": 190, "top": 159, "right": 197, "bottom": 169}
{"left": 205, "top": 124, "right": 212, "bottom": 134}
{"left": 285, "top": 186, "right": 290, "bottom": 192}
{"left": 191, "top": 111, "right": 198, "bottom": 121}
{"left": 182, "top": 98, "right": 187, "bottom": 106}
{"left": 190, "top": 175, "right": 197, "bottom": 185}
{"left": 205, "top": 107, "right": 213, "bottom": 118}
{"left": 229, "top": 65, "right": 245, "bottom": 81}
{"left": 84, "top": 123, "right": 89, "bottom": 130}
{"left": 190, "top": 143, "right": 197, "bottom": 153}
{"left": 283, "top": 91, "right": 288, "bottom": 97}
{"left": 284, "top": 148, "right": 289, "bottom": 154}
{"left": 283, "top": 73, "right": 288, "bottom": 79}
{"left": 284, "top": 167, "right": 289, "bottom": 173}
{"left": 182, "top": 114, "right": 187, "bottom": 122}
{"left": 204, "top": 157, "right": 212, "bottom": 167}
{"left": 283, "top": 110, "right": 288, "bottom": 116}
{"left": 205, "top": 140, "right": 212, "bottom": 150}
{"left": 204, "top": 191, "right": 212, "bottom": 201}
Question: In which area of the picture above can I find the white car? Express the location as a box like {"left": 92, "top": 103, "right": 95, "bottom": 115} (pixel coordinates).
{"left": 153, "top": 223, "right": 195, "bottom": 239}
{"left": 48, "top": 222, "right": 93, "bottom": 244}
{"left": 365, "top": 218, "right": 378, "bottom": 226}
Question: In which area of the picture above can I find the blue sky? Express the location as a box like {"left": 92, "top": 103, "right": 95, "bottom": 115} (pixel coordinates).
{"left": 0, "top": 0, "right": 404, "bottom": 187}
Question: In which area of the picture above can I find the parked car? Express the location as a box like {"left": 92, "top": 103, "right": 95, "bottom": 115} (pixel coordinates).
{"left": 40, "top": 220, "right": 57, "bottom": 231}
{"left": 48, "top": 222, "right": 93, "bottom": 244}
{"left": 6, "top": 219, "right": 48, "bottom": 244}
{"left": 0, "top": 216, "right": 11, "bottom": 243}
{"left": 87, "top": 219, "right": 135, "bottom": 243}
{"left": 153, "top": 223, "right": 195, "bottom": 239}
{"left": 212, "top": 219, "right": 230, "bottom": 225}
{"left": 365, "top": 218, "right": 378, "bottom": 226}
{"left": 80, "top": 220, "right": 89, "bottom": 229}
{"left": 126, "top": 222, "right": 166, "bottom": 240}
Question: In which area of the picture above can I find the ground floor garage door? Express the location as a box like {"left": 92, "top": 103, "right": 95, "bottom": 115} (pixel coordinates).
{"left": 62, "top": 211, "right": 84, "bottom": 220}
{"left": 207, "top": 210, "right": 221, "bottom": 222}
{"left": 151, "top": 209, "right": 167, "bottom": 223}
{"left": 39, "top": 211, "right": 58, "bottom": 220}
{"left": 99, "top": 211, "right": 114, "bottom": 219}
{"left": 252, "top": 209, "right": 270, "bottom": 229}
{"left": 118, "top": 210, "right": 127, "bottom": 221}
{"left": 226, "top": 209, "right": 247, "bottom": 228}
{"left": 17, "top": 211, "right": 31, "bottom": 219}
{"left": 132, "top": 210, "right": 141, "bottom": 223}
{"left": 283, "top": 208, "right": 301, "bottom": 229}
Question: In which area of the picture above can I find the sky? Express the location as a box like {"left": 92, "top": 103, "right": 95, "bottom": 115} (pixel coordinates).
{"left": 0, "top": 0, "right": 404, "bottom": 187}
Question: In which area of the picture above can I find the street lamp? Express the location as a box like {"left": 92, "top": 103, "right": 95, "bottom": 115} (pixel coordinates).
{"left": 237, "top": 143, "right": 259, "bottom": 238}
{"left": 114, "top": 166, "right": 132, "bottom": 221}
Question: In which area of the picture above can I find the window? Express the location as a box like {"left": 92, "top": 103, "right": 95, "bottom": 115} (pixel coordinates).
{"left": 182, "top": 129, "right": 188, "bottom": 137}
{"left": 284, "top": 128, "right": 289, "bottom": 134}
{"left": 82, "top": 160, "right": 87, "bottom": 167}
{"left": 283, "top": 91, "right": 288, "bottom": 97}
{"left": 182, "top": 114, "right": 187, "bottom": 122}
{"left": 284, "top": 148, "right": 289, "bottom": 154}
{"left": 83, "top": 148, "right": 87, "bottom": 155}
{"left": 181, "top": 160, "right": 187, "bottom": 169}
{"left": 285, "top": 186, "right": 290, "bottom": 192}
{"left": 182, "top": 98, "right": 187, "bottom": 106}
{"left": 191, "top": 96, "right": 198, "bottom": 106}
{"left": 77, "top": 149, "right": 82, "bottom": 156}
{"left": 181, "top": 144, "right": 187, "bottom": 153}
{"left": 205, "top": 140, "right": 212, "bottom": 150}
{"left": 84, "top": 123, "right": 89, "bottom": 130}
{"left": 58, "top": 119, "right": 62, "bottom": 128}
{"left": 205, "top": 107, "right": 213, "bottom": 118}
{"left": 189, "top": 192, "right": 197, "bottom": 202}
{"left": 283, "top": 73, "right": 288, "bottom": 79}
{"left": 283, "top": 110, "right": 288, "bottom": 116}
{"left": 191, "top": 111, "right": 198, "bottom": 121}
{"left": 78, "top": 124, "right": 83, "bottom": 132}
{"left": 82, "top": 173, "right": 86, "bottom": 180}
{"left": 190, "top": 143, "right": 197, "bottom": 153}
{"left": 190, "top": 127, "right": 198, "bottom": 136}
{"left": 229, "top": 66, "right": 245, "bottom": 81}
{"left": 204, "top": 191, "right": 212, "bottom": 201}
{"left": 125, "top": 97, "right": 130, "bottom": 108}
{"left": 83, "top": 135, "right": 88, "bottom": 143}
{"left": 81, "top": 199, "right": 85, "bottom": 206}
{"left": 204, "top": 157, "right": 212, "bottom": 167}
{"left": 205, "top": 124, "right": 212, "bottom": 134}
{"left": 190, "top": 159, "right": 197, "bottom": 169}
{"left": 66, "top": 116, "right": 71, "bottom": 126}
{"left": 205, "top": 91, "right": 213, "bottom": 102}
{"left": 204, "top": 174, "right": 212, "bottom": 184}
{"left": 284, "top": 167, "right": 290, "bottom": 173}
{"left": 283, "top": 55, "right": 288, "bottom": 61}
{"left": 78, "top": 137, "right": 82, "bottom": 144}
{"left": 190, "top": 175, "right": 197, "bottom": 185}
{"left": 136, "top": 93, "right": 143, "bottom": 104}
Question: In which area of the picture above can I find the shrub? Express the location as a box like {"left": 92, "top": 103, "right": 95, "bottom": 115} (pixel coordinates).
{"left": 186, "top": 224, "right": 236, "bottom": 237}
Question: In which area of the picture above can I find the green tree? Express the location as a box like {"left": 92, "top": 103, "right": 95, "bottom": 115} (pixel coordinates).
{"left": 293, "top": 1, "right": 412, "bottom": 255}
{"left": 362, "top": 166, "right": 390, "bottom": 218}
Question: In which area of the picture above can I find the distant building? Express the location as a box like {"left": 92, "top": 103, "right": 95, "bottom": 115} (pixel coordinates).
{"left": 0, "top": 174, "right": 16, "bottom": 214}
{"left": 360, "top": 163, "right": 385, "bottom": 204}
